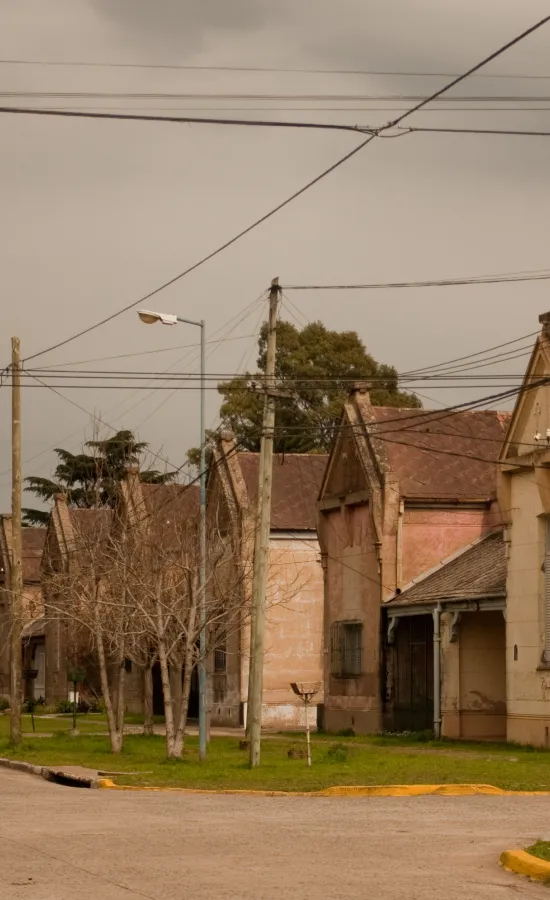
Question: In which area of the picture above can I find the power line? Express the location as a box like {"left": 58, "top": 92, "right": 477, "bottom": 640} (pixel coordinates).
{"left": 403, "top": 330, "right": 540, "bottom": 375}
{"left": 20, "top": 12, "right": 550, "bottom": 365}
{"left": 284, "top": 271, "right": 550, "bottom": 290}
{"left": 9, "top": 103, "right": 550, "bottom": 112}
{"left": 5, "top": 90, "right": 550, "bottom": 102}
{"left": 33, "top": 332, "right": 260, "bottom": 370}
{"left": 21, "top": 132, "right": 374, "bottom": 365}
{"left": 401, "top": 125, "right": 550, "bottom": 137}
{"left": 1, "top": 59, "right": 549, "bottom": 79}
{"left": 0, "top": 105, "right": 371, "bottom": 135}
{"left": 0, "top": 295, "right": 266, "bottom": 485}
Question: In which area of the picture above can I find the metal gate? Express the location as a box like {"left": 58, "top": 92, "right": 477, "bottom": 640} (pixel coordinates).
{"left": 391, "top": 615, "right": 434, "bottom": 733}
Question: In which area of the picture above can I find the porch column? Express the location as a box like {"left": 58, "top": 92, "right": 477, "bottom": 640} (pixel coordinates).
{"left": 433, "top": 604, "right": 442, "bottom": 739}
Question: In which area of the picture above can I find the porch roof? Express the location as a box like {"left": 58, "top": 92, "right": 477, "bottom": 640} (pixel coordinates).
{"left": 385, "top": 530, "right": 506, "bottom": 607}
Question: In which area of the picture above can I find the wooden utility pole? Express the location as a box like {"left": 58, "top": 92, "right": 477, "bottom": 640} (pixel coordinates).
{"left": 10, "top": 337, "right": 23, "bottom": 745}
{"left": 248, "top": 278, "right": 280, "bottom": 768}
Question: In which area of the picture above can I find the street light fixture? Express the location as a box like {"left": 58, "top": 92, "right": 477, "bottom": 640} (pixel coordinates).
{"left": 137, "top": 309, "right": 178, "bottom": 327}
{"left": 137, "top": 307, "right": 207, "bottom": 762}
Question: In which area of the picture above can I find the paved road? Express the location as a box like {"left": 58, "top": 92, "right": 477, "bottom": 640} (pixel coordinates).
{"left": 1, "top": 769, "right": 549, "bottom": 900}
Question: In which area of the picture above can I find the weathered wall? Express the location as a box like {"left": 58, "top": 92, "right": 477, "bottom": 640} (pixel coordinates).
{"left": 260, "top": 536, "right": 324, "bottom": 729}
{"left": 321, "top": 504, "right": 382, "bottom": 734}
{"left": 0, "top": 583, "right": 44, "bottom": 699}
{"left": 402, "top": 506, "right": 499, "bottom": 587}
{"left": 459, "top": 611, "right": 506, "bottom": 739}
{"left": 506, "top": 469, "right": 550, "bottom": 746}
{"left": 440, "top": 612, "right": 461, "bottom": 738}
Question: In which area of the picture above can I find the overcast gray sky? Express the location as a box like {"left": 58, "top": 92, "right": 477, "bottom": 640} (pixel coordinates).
{"left": 1, "top": 0, "right": 549, "bottom": 510}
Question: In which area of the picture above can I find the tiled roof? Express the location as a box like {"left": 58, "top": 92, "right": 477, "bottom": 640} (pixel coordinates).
{"left": 141, "top": 483, "right": 200, "bottom": 521}
{"left": 22, "top": 528, "right": 46, "bottom": 583}
{"left": 361, "top": 403, "right": 510, "bottom": 499}
{"left": 238, "top": 453, "right": 328, "bottom": 530}
{"left": 68, "top": 508, "right": 112, "bottom": 539}
{"left": 386, "top": 530, "right": 506, "bottom": 607}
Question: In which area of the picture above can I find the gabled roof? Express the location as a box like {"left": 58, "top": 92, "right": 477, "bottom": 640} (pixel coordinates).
{"left": 237, "top": 452, "right": 328, "bottom": 530}
{"left": 500, "top": 317, "right": 550, "bottom": 460}
{"left": 364, "top": 405, "right": 510, "bottom": 500}
{"left": 322, "top": 387, "right": 509, "bottom": 502}
{"left": 67, "top": 508, "right": 112, "bottom": 539}
{"left": 21, "top": 528, "right": 47, "bottom": 583}
{"left": 0, "top": 520, "right": 46, "bottom": 584}
{"left": 385, "top": 530, "right": 506, "bottom": 607}
{"left": 140, "top": 483, "right": 200, "bottom": 522}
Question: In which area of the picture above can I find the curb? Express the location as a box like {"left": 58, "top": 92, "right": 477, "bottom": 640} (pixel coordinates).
{"left": 0, "top": 757, "right": 99, "bottom": 789}
{"left": 500, "top": 850, "right": 550, "bottom": 882}
{"left": 97, "top": 781, "right": 550, "bottom": 797}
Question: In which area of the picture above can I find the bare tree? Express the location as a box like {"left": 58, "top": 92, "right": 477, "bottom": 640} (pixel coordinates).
{"left": 121, "top": 499, "right": 253, "bottom": 759}
{"left": 43, "top": 508, "right": 132, "bottom": 753}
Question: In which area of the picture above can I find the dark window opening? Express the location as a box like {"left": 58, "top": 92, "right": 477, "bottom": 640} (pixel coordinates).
{"left": 214, "top": 646, "right": 227, "bottom": 674}
{"left": 331, "top": 621, "right": 362, "bottom": 677}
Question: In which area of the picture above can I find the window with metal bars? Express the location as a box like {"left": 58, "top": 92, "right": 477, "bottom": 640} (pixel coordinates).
{"left": 214, "top": 646, "right": 227, "bottom": 673}
{"left": 331, "top": 620, "right": 363, "bottom": 677}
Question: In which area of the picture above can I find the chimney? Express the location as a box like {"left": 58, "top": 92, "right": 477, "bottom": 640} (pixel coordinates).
{"left": 349, "top": 381, "right": 372, "bottom": 399}
{"left": 124, "top": 459, "right": 140, "bottom": 477}
{"left": 539, "top": 312, "right": 550, "bottom": 334}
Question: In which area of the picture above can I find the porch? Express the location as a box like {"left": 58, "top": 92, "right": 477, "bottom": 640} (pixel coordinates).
{"left": 383, "top": 531, "right": 507, "bottom": 740}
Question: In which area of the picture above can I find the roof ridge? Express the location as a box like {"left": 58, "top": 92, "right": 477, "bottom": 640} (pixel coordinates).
{"left": 385, "top": 529, "right": 502, "bottom": 603}
{"left": 237, "top": 450, "right": 329, "bottom": 457}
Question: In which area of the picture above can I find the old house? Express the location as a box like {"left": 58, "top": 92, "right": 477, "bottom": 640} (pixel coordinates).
{"left": 0, "top": 519, "right": 46, "bottom": 701}
{"left": 208, "top": 432, "right": 326, "bottom": 729}
{"left": 499, "top": 311, "right": 550, "bottom": 747}
{"left": 42, "top": 497, "right": 117, "bottom": 706}
{"left": 318, "top": 384, "right": 509, "bottom": 736}
{"left": 42, "top": 481, "right": 201, "bottom": 715}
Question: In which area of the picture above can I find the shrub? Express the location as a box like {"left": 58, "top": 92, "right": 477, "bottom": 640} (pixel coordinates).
{"left": 57, "top": 699, "right": 75, "bottom": 714}
{"left": 337, "top": 727, "right": 355, "bottom": 738}
{"left": 326, "top": 742, "right": 349, "bottom": 763}
{"left": 0, "top": 698, "right": 9, "bottom": 712}
{"left": 88, "top": 696, "right": 106, "bottom": 713}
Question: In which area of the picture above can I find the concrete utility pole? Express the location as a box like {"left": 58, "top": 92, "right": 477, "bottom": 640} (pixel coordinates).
{"left": 248, "top": 278, "right": 280, "bottom": 768}
{"left": 10, "top": 337, "right": 23, "bottom": 745}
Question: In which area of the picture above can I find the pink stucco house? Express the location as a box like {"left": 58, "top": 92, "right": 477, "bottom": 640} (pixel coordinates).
{"left": 318, "top": 383, "right": 509, "bottom": 738}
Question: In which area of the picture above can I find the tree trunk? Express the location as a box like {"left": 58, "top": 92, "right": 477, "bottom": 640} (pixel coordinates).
{"left": 173, "top": 600, "right": 198, "bottom": 758}
{"left": 157, "top": 639, "right": 176, "bottom": 757}
{"left": 115, "top": 660, "right": 126, "bottom": 738}
{"left": 95, "top": 622, "right": 122, "bottom": 753}
{"left": 143, "top": 662, "right": 154, "bottom": 736}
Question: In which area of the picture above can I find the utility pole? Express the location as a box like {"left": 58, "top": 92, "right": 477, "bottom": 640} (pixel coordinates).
{"left": 248, "top": 277, "right": 280, "bottom": 768}
{"left": 10, "top": 337, "right": 23, "bottom": 745}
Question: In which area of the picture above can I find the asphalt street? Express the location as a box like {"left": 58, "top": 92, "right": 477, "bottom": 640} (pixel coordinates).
{"left": 1, "top": 769, "right": 549, "bottom": 899}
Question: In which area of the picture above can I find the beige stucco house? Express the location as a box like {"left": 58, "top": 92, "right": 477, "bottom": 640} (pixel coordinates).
{"left": 208, "top": 432, "right": 326, "bottom": 729}
{"left": 498, "top": 311, "right": 550, "bottom": 747}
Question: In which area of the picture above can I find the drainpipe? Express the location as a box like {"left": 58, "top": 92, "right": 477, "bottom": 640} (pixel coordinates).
{"left": 433, "top": 603, "right": 442, "bottom": 739}
{"left": 396, "top": 499, "right": 404, "bottom": 590}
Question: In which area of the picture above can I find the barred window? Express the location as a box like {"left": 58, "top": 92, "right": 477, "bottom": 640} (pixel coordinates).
{"left": 214, "top": 646, "right": 227, "bottom": 673}
{"left": 331, "top": 621, "right": 362, "bottom": 677}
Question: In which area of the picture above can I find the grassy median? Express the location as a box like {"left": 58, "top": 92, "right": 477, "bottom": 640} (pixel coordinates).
{"left": 3, "top": 715, "right": 550, "bottom": 791}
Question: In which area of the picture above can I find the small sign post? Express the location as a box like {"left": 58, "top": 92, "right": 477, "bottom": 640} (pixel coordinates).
{"left": 290, "top": 681, "right": 321, "bottom": 767}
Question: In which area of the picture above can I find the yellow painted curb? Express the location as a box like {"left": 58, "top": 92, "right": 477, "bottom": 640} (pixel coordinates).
{"left": 97, "top": 780, "right": 550, "bottom": 797}
{"left": 500, "top": 850, "right": 550, "bottom": 882}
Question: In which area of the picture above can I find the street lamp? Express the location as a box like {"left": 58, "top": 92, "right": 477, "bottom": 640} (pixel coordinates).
{"left": 137, "top": 308, "right": 207, "bottom": 762}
